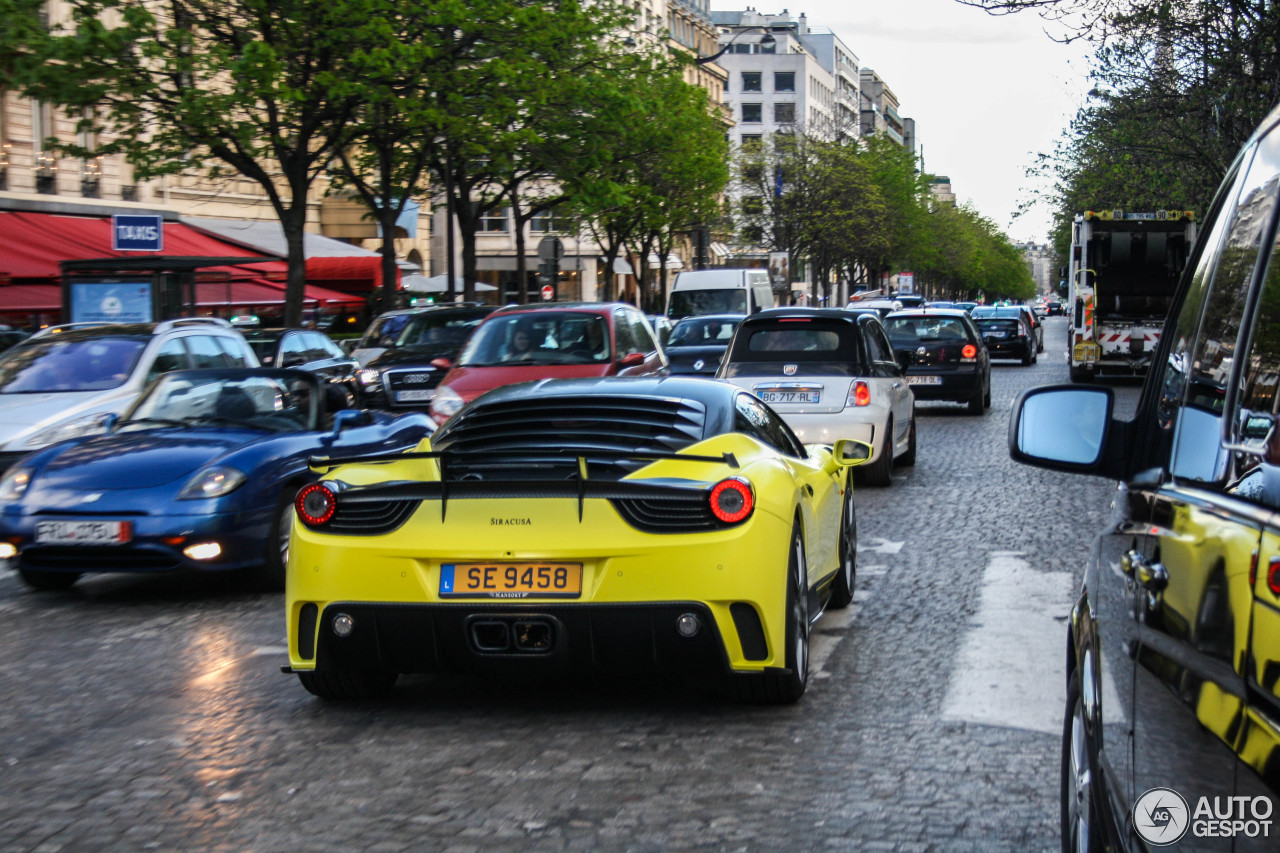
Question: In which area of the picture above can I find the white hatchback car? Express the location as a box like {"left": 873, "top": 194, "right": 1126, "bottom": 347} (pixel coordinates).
{"left": 717, "top": 308, "right": 915, "bottom": 486}
{"left": 0, "top": 318, "right": 259, "bottom": 473}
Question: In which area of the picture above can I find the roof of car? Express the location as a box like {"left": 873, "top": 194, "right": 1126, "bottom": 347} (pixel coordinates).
{"left": 491, "top": 302, "right": 629, "bottom": 316}
{"left": 671, "top": 313, "right": 746, "bottom": 324}
{"left": 448, "top": 375, "right": 739, "bottom": 413}
{"left": 742, "top": 307, "right": 872, "bottom": 324}
{"left": 886, "top": 308, "right": 970, "bottom": 317}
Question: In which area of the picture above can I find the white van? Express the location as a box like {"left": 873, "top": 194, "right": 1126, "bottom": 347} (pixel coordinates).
{"left": 666, "top": 269, "right": 774, "bottom": 319}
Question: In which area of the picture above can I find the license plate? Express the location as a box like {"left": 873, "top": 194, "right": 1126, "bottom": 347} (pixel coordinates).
{"left": 440, "top": 562, "right": 582, "bottom": 599}
{"left": 906, "top": 376, "right": 941, "bottom": 385}
{"left": 985, "top": 332, "right": 1007, "bottom": 339}
{"left": 35, "top": 520, "right": 132, "bottom": 545}
{"left": 395, "top": 389, "right": 434, "bottom": 402}
{"left": 759, "top": 390, "right": 820, "bottom": 404}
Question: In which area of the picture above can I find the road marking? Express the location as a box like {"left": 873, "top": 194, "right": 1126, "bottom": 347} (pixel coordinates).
{"left": 939, "top": 551, "right": 1074, "bottom": 734}
{"left": 858, "top": 538, "right": 904, "bottom": 555}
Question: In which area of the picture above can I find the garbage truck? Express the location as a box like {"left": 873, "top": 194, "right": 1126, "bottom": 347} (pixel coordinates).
{"left": 1067, "top": 209, "right": 1197, "bottom": 381}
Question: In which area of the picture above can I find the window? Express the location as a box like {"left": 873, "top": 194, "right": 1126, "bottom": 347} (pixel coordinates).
{"left": 213, "top": 336, "right": 252, "bottom": 367}
{"left": 740, "top": 134, "right": 762, "bottom": 151}
{"left": 187, "top": 335, "right": 239, "bottom": 369}
{"left": 146, "top": 339, "right": 189, "bottom": 384}
{"left": 774, "top": 72, "right": 795, "bottom": 92}
{"left": 774, "top": 103, "right": 795, "bottom": 124}
{"left": 741, "top": 196, "right": 764, "bottom": 216}
{"left": 741, "top": 72, "right": 762, "bottom": 92}
{"left": 741, "top": 104, "right": 762, "bottom": 123}
{"left": 734, "top": 393, "right": 803, "bottom": 457}
{"left": 475, "top": 205, "right": 509, "bottom": 233}
{"left": 613, "top": 310, "right": 640, "bottom": 357}
{"left": 531, "top": 210, "right": 565, "bottom": 233}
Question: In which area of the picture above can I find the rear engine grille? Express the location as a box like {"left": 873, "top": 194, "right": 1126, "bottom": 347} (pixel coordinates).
{"left": 610, "top": 493, "right": 721, "bottom": 533}
{"left": 436, "top": 395, "right": 707, "bottom": 481}
{"left": 328, "top": 498, "right": 419, "bottom": 535}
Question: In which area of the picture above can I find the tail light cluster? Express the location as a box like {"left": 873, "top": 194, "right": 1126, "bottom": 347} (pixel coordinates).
{"left": 296, "top": 483, "right": 337, "bottom": 528}
{"left": 847, "top": 380, "right": 871, "bottom": 408}
{"left": 709, "top": 477, "right": 754, "bottom": 524}
{"left": 961, "top": 344, "right": 978, "bottom": 360}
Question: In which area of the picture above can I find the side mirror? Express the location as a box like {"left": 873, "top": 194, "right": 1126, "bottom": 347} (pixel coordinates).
{"left": 828, "top": 438, "right": 873, "bottom": 470}
{"left": 331, "top": 409, "right": 368, "bottom": 435}
{"left": 618, "top": 352, "right": 645, "bottom": 368}
{"left": 1010, "top": 385, "right": 1113, "bottom": 471}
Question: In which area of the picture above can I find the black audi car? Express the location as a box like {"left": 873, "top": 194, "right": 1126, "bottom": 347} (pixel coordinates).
{"left": 357, "top": 306, "right": 495, "bottom": 411}
{"left": 883, "top": 309, "right": 990, "bottom": 414}
{"left": 663, "top": 314, "right": 743, "bottom": 375}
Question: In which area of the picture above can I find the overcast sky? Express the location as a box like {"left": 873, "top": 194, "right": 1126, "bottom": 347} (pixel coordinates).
{"left": 710, "top": 0, "right": 1095, "bottom": 243}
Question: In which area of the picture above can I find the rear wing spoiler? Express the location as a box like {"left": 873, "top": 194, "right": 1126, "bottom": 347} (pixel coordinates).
{"left": 307, "top": 448, "right": 741, "bottom": 521}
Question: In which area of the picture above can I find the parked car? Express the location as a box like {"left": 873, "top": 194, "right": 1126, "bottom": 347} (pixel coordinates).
{"left": 663, "top": 314, "right": 743, "bottom": 376}
{"left": 972, "top": 308, "right": 1038, "bottom": 365}
{"left": 1011, "top": 103, "right": 1280, "bottom": 853}
{"left": 240, "top": 327, "right": 360, "bottom": 402}
{"left": 357, "top": 306, "right": 496, "bottom": 411}
{"left": 882, "top": 308, "right": 990, "bottom": 414}
{"left": 0, "top": 318, "right": 258, "bottom": 474}
{"left": 0, "top": 368, "right": 433, "bottom": 591}
{"left": 428, "top": 303, "right": 667, "bottom": 425}
{"left": 717, "top": 308, "right": 915, "bottom": 487}
{"left": 284, "top": 376, "right": 871, "bottom": 702}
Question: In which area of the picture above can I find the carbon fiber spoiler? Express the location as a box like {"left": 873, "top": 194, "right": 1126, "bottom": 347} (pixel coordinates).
{"left": 307, "top": 448, "right": 741, "bottom": 521}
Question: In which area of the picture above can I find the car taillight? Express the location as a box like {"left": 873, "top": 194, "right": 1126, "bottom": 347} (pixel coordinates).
{"left": 961, "top": 344, "right": 977, "bottom": 359}
{"left": 296, "top": 483, "right": 337, "bottom": 527}
{"left": 709, "top": 478, "right": 754, "bottom": 524}
{"left": 847, "top": 380, "right": 871, "bottom": 407}
{"left": 1269, "top": 557, "right": 1280, "bottom": 597}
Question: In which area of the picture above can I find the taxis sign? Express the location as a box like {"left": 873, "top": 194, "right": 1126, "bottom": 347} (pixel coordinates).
{"left": 112, "top": 214, "right": 164, "bottom": 251}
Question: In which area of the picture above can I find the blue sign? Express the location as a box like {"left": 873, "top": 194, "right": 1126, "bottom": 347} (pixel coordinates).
{"left": 112, "top": 214, "right": 164, "bottom": 252}
{"left": 69, "top": 281, "right": 154, "bottom": 324}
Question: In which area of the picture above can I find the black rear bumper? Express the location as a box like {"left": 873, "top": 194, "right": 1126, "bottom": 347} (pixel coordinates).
{"left": 305, "top": 601, "right": 738, "bottom": 682}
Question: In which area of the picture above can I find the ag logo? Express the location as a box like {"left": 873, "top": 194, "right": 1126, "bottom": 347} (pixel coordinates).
{"left": 1133, "top": 787, "right": 1190, "bottom": 846}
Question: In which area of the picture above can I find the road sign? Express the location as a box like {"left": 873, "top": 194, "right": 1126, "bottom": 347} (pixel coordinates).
{"left": 537, "top": 236, "right": 564, "bottom": 262}
{"left": 541, "top": 284, "right": 555, "bottom": 301}
{"left": 112, "top": 214, "right": 164, "bottom": 252}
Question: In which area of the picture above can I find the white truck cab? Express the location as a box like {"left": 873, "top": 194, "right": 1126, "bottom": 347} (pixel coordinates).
{"left": 665, "top": 269, "right": 774, "bottom": 320}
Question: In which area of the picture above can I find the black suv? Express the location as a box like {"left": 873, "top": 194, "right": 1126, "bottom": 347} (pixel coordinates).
{"left": 357, "top": 306, "right": 495, "bottom": 410}
{"left": 1012, "top": 106, "right": 1280, "bottom": 851}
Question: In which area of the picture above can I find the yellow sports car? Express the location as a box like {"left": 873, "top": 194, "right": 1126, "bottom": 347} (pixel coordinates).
{"left": 284, "top": 377, "right": 870, "bottom": 703}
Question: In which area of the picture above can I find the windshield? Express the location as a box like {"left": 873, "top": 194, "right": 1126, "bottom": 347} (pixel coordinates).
{"left": 125, "top": 373, "right": 317, "bottom": 432}
{"left": 668, "top": 317, "right": 739, "bottom": 347}
{"left": 359, "top": 314, "right": 410, "bottom": 349}
{"left": 884, "top": 316, "right": 971, "bottom": 344}
{"left": 0, "top": 336, "right": 147, "bottom": 393}
{"left": 457, "top": 313, "right": 611, "bottom": 367}
{"left": 395, "top": 313, "right": 488, "bottom": 350}
{"left": 668, "top": 289, "right": 748, "bottom": 318}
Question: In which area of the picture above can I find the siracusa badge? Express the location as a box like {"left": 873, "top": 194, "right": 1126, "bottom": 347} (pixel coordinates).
{"left": 784, "top": 364, "right": 798, "bottom": 375}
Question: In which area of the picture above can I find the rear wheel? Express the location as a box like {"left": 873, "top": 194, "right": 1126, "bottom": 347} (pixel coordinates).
{"left": 967, "top": 382, "right": 985, "bottom": 414}
{"left": 1022, "top": 346, "right": 1033, "bottom": 366}
{"left": 298, "top": 666, "right": 398, "bottom": 701}
{"left": 766, "top": 528, "right": 809, "bottom": 703}
{"left": 829, "top": 485, "right": 856, "bottom": 609}
{"left": 858, "top": 420, "right": 893, "bottom": 487}
{"left": 18, "top": 569, "right": 80, "bottom": 592}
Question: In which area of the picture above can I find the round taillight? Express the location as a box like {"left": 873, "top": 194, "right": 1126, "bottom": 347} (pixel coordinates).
{"left": 709, "top": 478, "right": 754, "bottom": 524}
{"left": 296, "top": 483, "right": 336, "bottom": 526}
{"left": 962, "top": 343, "right": 977, "bottom": 359}
{"left": 854, "top": 381, "right": 871, "bottom": 407}
{"left": 1269, "top": 558, "right": 1280, "bottom": 597}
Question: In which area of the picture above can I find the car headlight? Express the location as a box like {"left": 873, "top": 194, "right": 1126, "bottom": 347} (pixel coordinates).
{"left": 358, "top": 367, "right": 381, "bottom": 387}
{"left": 0, "top": 467, "right": 32, "bottom": 501}
{"left": 24, "top": 413, "right": 116, "bottom": 449}
{"left": 430, "top": 385, "right": 464, "bottom": 421}
{"left": 177, "top": 466, "right": 247, "bottom": 500}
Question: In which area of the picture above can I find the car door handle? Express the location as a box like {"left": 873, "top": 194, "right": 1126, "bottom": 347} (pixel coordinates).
{"left": 1131, "top": 554, "right": 1168, "bottom": 592}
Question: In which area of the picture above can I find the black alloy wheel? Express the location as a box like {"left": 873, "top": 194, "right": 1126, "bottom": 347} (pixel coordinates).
{"left": 828, "top": 483, "right": 856, "bottom": 609}
{"left": 1061, "top": 672, "right": 1104, "bottom": 853}
{"left": 858, "top": 420, "right": 894, "bottom": 487}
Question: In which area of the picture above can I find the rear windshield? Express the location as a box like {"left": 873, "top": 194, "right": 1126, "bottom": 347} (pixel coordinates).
{"left": 668, "top": 289, "right": 748, "bottom": 318}
{"left": 884, "top": 316, "right": 972, "bottom": 345}
{"left": 668, "top": 317, "right": 739, "bottom": 346}
{"left": 722, "top": 320, "right": 864, "bottom": 377}
{"left": 975, "top": 318, "right": 1023, "bottom": 334}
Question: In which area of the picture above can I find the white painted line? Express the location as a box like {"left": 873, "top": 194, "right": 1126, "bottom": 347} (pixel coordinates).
{"left": 859, "top": 538, "right": 904, "bottom": 555}
{"left": 252, "top": 647, "right": 288, "bottom": 656}
{"left": 859, "top": 564, "right": 888, "bottom": 577}
{"left": 810, "top": 604, "right": 860, "bottom": 678}
{"left": 939, "top": 551, "right": 1074, "bottom": 734}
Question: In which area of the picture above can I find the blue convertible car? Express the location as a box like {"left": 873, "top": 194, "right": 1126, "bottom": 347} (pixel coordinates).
{"left": 0, "top": 368, "right": 432, "bottom": 591}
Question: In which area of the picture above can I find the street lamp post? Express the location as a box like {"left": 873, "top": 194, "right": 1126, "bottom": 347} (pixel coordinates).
{"left": 695, "top": 29, "right": 775, "bottom": 66}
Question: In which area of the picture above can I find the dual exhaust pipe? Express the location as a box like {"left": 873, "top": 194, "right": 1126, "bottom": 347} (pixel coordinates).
{"left": 467, "top": 615, "right": 557, "bottom": 654}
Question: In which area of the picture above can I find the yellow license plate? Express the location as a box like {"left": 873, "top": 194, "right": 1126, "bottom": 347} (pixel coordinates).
{"left": 1074, "top": 341, "right": 1102, "bottom": 363}
{"left": 440, "top": 562, "right": 582, "bottom": 599}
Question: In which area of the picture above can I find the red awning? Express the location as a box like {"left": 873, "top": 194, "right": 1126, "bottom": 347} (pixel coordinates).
{"left": 0, "top": 284, "right": 61, "bottom": 313}
{"left": 0, "top": 211, "right": 285, "bottom": 282}
{"left": 305, "top": 282, "right": 366, "bottom": 307}
{"left": 195, "top": 280, "right": 290, "bottom": 307}
{"left": 306, "top": 255, "right": 396, "bottom": 292}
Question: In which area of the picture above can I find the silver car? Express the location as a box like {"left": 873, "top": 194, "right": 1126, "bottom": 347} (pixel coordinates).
{"left": 0, "top": 318, "right": 259, "bottom": 473}
{"left": 717, "top": 308, "right": 915, "bottom": 486}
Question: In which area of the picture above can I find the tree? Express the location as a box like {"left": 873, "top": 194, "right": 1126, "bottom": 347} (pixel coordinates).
{"left": 19, "top": 0, "right": 384, "bottom": 326}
